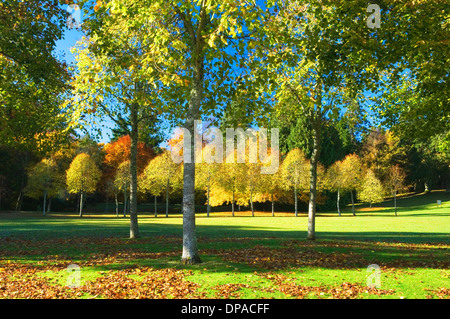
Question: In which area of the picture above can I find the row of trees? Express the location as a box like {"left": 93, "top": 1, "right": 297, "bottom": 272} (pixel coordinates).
{"left": 24, "top": 134, "right": 407, "bottom": 219}
{"left": 21, "top": 134, "right": 152, "bottom": 217}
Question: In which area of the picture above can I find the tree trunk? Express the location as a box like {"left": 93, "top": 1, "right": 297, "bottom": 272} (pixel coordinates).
{"left": 154, "top": 195, "right": 157, "bottom": 218}
{"left": 128, "top": 193, "right": 131, "bottom": 215}
{"left": 232, "top": 189, "right": 235, "bottom": 217}
{"left": 15, "top": 188, "right": 23, "bottom": 211}
{"left": 129, "top": 101, "right": 140, "bottom": 238}
{"left": 206, "top": 183, "right": 210, "bottom": 217}
{"left": 166, "top": 177, "right": 169, "bottom": 218}
{"left": 393, "top": 190, "right": 397, "bottom": 216}
{"left": 47, "top": 197, "right": 52, "bottom": 214}
{"left": 446, "top": 177, "right": 450, "bottom": 193}
{"left": 76, "top": 193, "right": 80, "bottom": 215}
{"left": 271, "top": 191, "right": 274, "bottom": 217}
{"left": 182, "top": 158, "right": 201, "bottom": 263}
{"left": 15, "top": 152, "right": 29, "bottom": 212}
{"left": 337, "top": 187, "right": 341, "bottom": 217}
{"left": 105, "top": 193, "right": 109, "bottom": 213}
{"left": 250, "top": 187, "right": 254, "bottom": 217}
{"left": 181, "top": 52, "right": 203, "bottom": 264}
{"left": 294, "top": 184, "right": 298, "bottom": 217}
{"left": 79, "top": 191, "right": 84, "bottom": 217}
{"left": 307, "top": 116, "right": 321, "bottom": 241}
{"left": 350, "top": 190, "right": 356, "bottom": 216}
{"left": 123, "top": 186, "right": 127, "bottom": 218}
{"left": 43, "top": 190, "right": 47, "bottom": 216}
{"left": 115, "top": 193, "right": 119, "bottom": 217}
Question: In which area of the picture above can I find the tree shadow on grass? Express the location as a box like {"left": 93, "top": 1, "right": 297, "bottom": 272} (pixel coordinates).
{"left": 1, "top": 214, "right": 448, "bottom": 244}
{"left": 1, "top": 213, "right": 448, "bottom": 275}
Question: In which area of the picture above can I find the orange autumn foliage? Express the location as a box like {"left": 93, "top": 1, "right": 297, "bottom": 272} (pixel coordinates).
{"left": 103, "top": 135, "right": 155, "bottom": 175}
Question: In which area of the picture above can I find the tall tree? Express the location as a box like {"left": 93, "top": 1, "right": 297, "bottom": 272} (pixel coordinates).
{"left": 358, "top": 170, "right": 384, "bottom": 208}
{"left": 24, "top": 158, "right": 63, "bottom": 216}
{"left": 210, "top": 160, "right": 246, "bottom": 216}
{"left": 141, "top": 151, "right": 179, "bottom": 218}
{"left": 256, "top": 0, "right": 385, "bottom": 240}
{"left": 340, "top": 153, "right": 363, "bottom": 216}
{"left": 104, "top": 177, "right": 120, "bottom": 216}
{"left": 68, "top": 27, "right": 161, "bottom": 238}
{"left": 280, "top": 149, "right": 309, "bottom": 217}
{"left": 66, "top": 153, "right": 101, "bottom": 217}
{"left": 115, "top": 160, "right": 131, "bottom": 217}
{"left": 245, "top": 161, "right": 261, "bottom": 217}
{"left": 360, "top": 128, "right": 407, "bottom": 182}
{"left": 326, "top": 160, "right": 345, "bottom": 217}
{"left": 99, "top": 0, "right": 267, "bottom": 263}
{"left": 387, "top": 164, "right": 407, "bottom": 216}
{"left": 195, "top": 144, "right": 220, "bottom": 217}
{"left": 259, "top": 166, "right": 283, "bottom": 217}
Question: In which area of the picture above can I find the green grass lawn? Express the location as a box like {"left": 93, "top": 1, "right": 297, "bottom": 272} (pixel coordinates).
{"left": 0, "top": 190, "right": 448, "bottom": 299}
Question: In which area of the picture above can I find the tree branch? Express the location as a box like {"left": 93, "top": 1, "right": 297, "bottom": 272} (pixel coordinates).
{"left": 196, "top": 0, "right": 209, "bottom": 43}
{"left": 97, "top": 101, "right": 131, "bottom": 135}
{"left": 284, "top": 81, "right": 308, "bottom": 116}
{"left": 173, "top": 5, "right": 196, "bottom": 44}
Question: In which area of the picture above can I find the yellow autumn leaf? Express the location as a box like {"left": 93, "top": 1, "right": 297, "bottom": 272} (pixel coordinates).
{"left": 207, "top": 34, "right": 217, "bottom": 48}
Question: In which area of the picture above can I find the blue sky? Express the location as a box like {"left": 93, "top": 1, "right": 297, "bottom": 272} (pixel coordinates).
{"left": 54, "top": 28, "right": 80, "bottom": 66}
{"left": 54, "top": 4, "right": 83, "bottom": 66}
